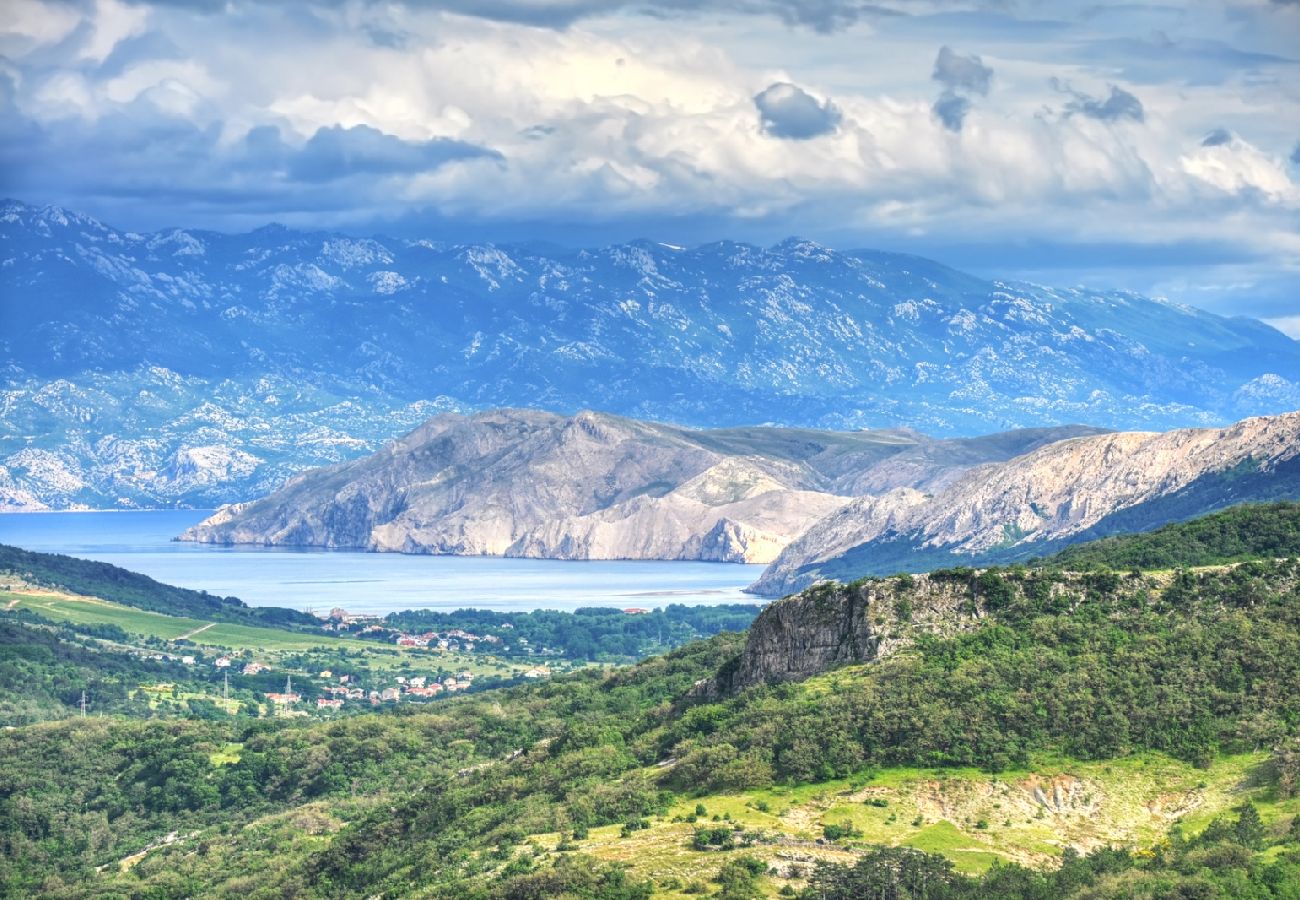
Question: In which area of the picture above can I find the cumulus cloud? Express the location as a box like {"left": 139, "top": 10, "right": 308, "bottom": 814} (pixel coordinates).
{"left": 1058, "top": 83, "right": 1145, "bottom": 123}
{"left": 754, "top": 82, "right": 841, "bottom": 140}
{"left": 1181, "top": 135, "right": 1298, "bottom": 204}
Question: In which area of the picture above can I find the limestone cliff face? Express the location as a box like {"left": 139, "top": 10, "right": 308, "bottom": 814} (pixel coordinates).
{"left": 178, "top": 409, "right": 1096, "bottom": 564}
{"left": 706, "top": 574, "right": 986, "bottom": 694}
{"left": 751, "top": 411, "right": 1300, "bottom": 596}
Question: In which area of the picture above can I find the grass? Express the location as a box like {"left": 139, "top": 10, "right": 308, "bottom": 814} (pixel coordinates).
{"left": 210, "top": 742, "right": 243, "bottom": 766}
{"left": 1, "top": 589, "right": 505, "bottom": 675}
{"left": 524, "top": 750, "right": 1294, "bottom": 895}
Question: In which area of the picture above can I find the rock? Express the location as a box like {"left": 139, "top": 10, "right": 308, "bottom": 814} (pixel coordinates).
{"left": 178, "top": 409, "right": 1093, "bottom": 564}
{"left": 751, "top": 411, "right": 1300, "bottom": 596}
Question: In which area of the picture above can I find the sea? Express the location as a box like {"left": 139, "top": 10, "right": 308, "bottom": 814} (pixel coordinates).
{"left": 0, "top": 510, "right": 766, "bottom": 615}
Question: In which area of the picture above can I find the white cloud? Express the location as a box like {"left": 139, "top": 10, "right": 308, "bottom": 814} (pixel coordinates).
{"left": 79, "top": 0, "right": 150, "bottom": 64}
{"left": 1181, "top": 138, "right": 1299, "bottom": 204}
{"left": 1, "top": 0, "right": 1297, "bottom": 322}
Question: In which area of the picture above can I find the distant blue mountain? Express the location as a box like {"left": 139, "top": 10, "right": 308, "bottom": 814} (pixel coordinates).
{"left": 2, "top": 198, "right": 1298, "bottom": 509}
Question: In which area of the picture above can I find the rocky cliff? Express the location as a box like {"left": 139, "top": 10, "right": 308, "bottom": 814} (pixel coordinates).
{"left": 712, "top": 568, "right": 1163, "bottom": 693}
{"left": 179, "top": 409, "right": 1095, "bottom": 564}
{"left": 706, "top": 574, "right": 983, "bottom": 694}
{"left": 751, "top": 411, "right": 1300, "bottom": 595}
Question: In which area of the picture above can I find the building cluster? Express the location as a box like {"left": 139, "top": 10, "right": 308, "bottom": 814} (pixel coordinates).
{"left": 391, "top": 628, "right": 502, "bottom": 652}
{"left": 284, "top": 669, "right": 482, "bottom": 711}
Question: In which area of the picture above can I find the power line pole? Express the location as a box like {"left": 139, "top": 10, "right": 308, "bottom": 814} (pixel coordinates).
{"left": 223, "top": 670, "right": 230, "bottom": 700}
{"left": 80, "top": 690, "right": 87, "bottom": 718}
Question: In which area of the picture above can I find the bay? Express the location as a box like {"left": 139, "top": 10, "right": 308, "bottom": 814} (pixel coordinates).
{"left": 0, "top": 511, "right": 766, "bottom": 615}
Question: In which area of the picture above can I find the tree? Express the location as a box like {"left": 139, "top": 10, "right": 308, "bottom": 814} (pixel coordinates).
{"left": 1234, "top": 803, "right": 1265, "bottom": 850}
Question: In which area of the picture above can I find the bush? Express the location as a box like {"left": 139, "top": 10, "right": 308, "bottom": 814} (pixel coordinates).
{"left": 822, "top": 821, "right": 863, "bottom": 841}
{"left": 692, "top": 826, "right": 736, "bottom": 851}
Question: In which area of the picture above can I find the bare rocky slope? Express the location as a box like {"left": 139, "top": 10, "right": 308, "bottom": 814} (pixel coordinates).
{"left": 178, "top": 409, "right": 1096, "bottom": 564}
{"left": 751, "top": 411, "right": 1300, "bottom": 595}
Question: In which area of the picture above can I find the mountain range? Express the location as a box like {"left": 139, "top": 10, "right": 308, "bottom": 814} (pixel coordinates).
{"left": 183, "top": 408, "right": 1300, "bottom": 594}
{"left": 753, "top": 411, "right": 1300, "bottom": 595}
{"left": 5, "top": 198, "right": 1300, "bottom": 510}
{"left": 179, "top": 409, "right": 1097, "bottom": 564}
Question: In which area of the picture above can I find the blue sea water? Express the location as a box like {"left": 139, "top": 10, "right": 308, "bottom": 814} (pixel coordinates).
{"left": 0, "top": 510, "right": 766, "bottom": 615}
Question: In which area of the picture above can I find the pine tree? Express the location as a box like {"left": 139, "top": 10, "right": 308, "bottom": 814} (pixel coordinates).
{"left": 1234, "top": 803, "right": 1265, "bottom": 850}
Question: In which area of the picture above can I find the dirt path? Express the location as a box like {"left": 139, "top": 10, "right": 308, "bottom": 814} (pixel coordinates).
{"left": 177, "top": 622, "right": 216, "bottom": 640}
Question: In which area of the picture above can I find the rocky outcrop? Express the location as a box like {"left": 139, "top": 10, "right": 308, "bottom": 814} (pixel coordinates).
{"left": 751, "top": 411, "right": 1300, "bottom": 596}
{"left": 706, "top": 573, "right": 987, "bottom": 694}
{"left": 179, "top": 409, "right": 1096, "bottom": 564}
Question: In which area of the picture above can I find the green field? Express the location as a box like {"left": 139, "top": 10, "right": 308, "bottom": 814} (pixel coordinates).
{"left": 2, "top": 589, "right": 509, "bottom": 676}
{"left": 521, "top": 751, "right": 1296, "bottom": 896}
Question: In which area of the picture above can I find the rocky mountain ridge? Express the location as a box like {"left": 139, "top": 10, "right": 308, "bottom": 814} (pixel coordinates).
{"left": 5, "top": 198, "right": 1300, "bottom": 509}
{"left": 751, "top": 411, "right": 1300, "bottom": 595}
{"left": 179, "top": 409, "right": 1095, "bottom": 564}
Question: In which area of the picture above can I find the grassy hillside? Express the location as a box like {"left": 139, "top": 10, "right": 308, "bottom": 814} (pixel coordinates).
{"left": 1037, "top": 501, "right": 1300, "bottom": 571}
{"left": 0, "top": 543, "right": 315, "bottom": 628}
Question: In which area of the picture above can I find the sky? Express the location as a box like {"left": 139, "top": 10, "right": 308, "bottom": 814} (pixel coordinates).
{"left": 1, "top": 0, "right": 1298, "bottom": 333}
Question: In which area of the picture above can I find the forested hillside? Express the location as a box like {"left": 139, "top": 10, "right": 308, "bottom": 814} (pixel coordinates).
{"left": 1038, "top": 501, "right": 1300, "bottom": 571}
{"left": 2, "top": 555, "right": 1298, "bottom": 897}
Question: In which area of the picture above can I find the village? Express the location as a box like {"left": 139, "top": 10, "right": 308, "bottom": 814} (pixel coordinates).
{"left": 319, "top": 606, "right": 563, "bottom": 659}
{"left": 117, "top": 606, "right": 557, "bottom": 719}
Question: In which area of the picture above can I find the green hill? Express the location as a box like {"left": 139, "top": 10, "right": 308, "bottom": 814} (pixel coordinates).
{"left": 2, "top": 556, "right": 1299, "bottom": 898}
{"left": 1036, "top": 501, "right": 1300, "bottom": 571}
{"left": 0, "top": 543, "right": 316, "bottom": 629}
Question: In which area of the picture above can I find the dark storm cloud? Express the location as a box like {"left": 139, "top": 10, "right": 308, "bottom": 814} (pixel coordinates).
{"left": 289, "top": 125, "right": 498, "bottom": 182}
{"left": 1201, "top": 128, "right": 1233, "bottom": 147}
{"left": 0, "top": 101, "right": 500, "bottom": 220}
{"left": 1060, "top": 84, "right": 1145, "bottom": 123}
{"left": 754, "top": 82, "right": 841, "bottom": 139}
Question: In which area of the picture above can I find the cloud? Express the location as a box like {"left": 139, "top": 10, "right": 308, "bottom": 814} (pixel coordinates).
{"left": 1291, "top": 142, "right": 1300, "bottom": 166}
{"left": 1181, "top": 135, "right": 1298, "bottom": 204}
{"left": 123, "top": 0, "right": 889, "bottom": 33}
{"left": 931, "top": 92, "right": 970, "bottom": 132}
{"left": 1201, "top": 128, "right": 1232, "bottom": 147}
{"left": 3, "top": 0, "right": 1298, "bottom": 326}
{"left": 928, "top": 46, "right": 991, "bottom": 132}
{"left": 932, "top": 45, "right": 992, "bottom": 96}
{"left": 754, "top": 82, "right": 841, "bottom": 140}
{"left": 1059, "top": 83, "right": 1145, "bottom": 123}
{"left": 289, "top": 125, "right": 499, "bottom": 182}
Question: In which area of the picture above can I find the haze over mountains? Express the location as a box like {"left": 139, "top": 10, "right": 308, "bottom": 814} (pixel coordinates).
{"left": 5, "top": 199, "right": 1300, "bottom": 511}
